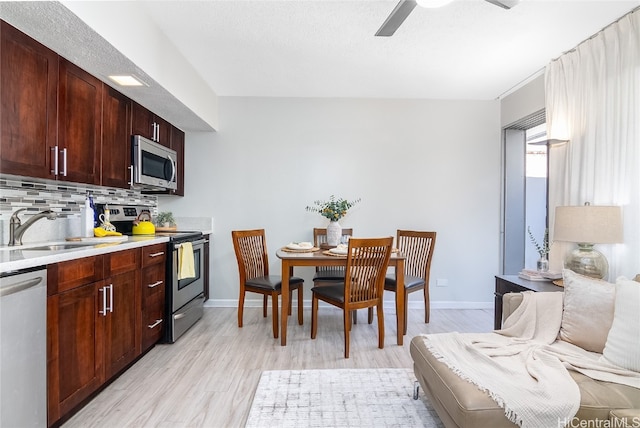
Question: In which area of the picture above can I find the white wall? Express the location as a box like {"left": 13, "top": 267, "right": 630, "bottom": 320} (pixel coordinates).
{"left": 160, "top": 97, "right": 501, "bottom": 308}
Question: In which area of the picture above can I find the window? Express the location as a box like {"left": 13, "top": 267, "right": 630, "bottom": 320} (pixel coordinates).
{"left": 501, "top": 110, "right": 547, "bottom": 274}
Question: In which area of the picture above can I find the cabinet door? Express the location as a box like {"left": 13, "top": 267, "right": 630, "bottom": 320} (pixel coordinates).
{"left": 131, "top": 102, "right": 155, "bottom": 140}
{"left": 102, "top": 86, "right": 132, "bottom": 189}
{"left": 47, "top": 282, "right": 104, "bottom": 424}
{"left": 155, "top": 115, "right": 171, "bottom": 148}
{"left": 58, "top": 58, "right": 102, "bottom": 185}
{"left": 104, "top": 270, "right": 139, "bottom": 379}
{"left": 170, "top": 126, "right": 185, "bottom": 196}
{"left": 1, "top": 21, "right": 58, "bottom": 179}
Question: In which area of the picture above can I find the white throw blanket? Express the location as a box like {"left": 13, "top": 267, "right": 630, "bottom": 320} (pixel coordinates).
{"left": 422, "top": 291, "right": 640, "bottom": 428}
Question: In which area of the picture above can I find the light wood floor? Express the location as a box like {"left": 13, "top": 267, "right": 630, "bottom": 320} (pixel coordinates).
{"left": 63, "top": 305, "right": 492, "bottom": 427}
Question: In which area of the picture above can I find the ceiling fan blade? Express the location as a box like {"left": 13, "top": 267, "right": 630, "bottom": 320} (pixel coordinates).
{"left": 375, "top": 0, "right": 418, "bottom": 37}
{"left": 484, "top": 0, "right": 519, "bottom": 9}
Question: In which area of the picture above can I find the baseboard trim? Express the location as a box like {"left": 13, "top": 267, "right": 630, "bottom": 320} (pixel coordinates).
{"left": 204, "top": 299, "right": 493, "bottom": 310}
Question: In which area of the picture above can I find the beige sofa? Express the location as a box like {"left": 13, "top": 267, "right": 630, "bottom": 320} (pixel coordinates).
{"left": 410, "top": 273, "right": 640, "bottom": 428}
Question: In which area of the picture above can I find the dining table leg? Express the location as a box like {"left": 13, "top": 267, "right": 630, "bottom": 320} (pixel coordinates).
{"left": 280, "top": 260, "right": 290, "bottom": 346}
{"left": 395, "top": 258, "right": 405, "bottom": 346}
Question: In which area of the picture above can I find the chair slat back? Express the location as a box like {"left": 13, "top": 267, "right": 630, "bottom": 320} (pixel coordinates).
{"left": 313, "top": 228, "right": 354, "bottom": 246}
{"left": 313, "top": 228, "right": 353, "bottom": 275}
{"left": 396, "top": 230, "right": 436, "bottom": 279}
{"left": 231, "top": 229, "right": 269, "bottom": 281}
{"left": 344, "top": 237, "right": 393, "bottom": 306}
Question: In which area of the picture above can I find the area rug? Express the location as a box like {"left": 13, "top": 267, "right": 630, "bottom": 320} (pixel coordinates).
{"left": 245, "top": 368, "right": 443, "bottom": 427}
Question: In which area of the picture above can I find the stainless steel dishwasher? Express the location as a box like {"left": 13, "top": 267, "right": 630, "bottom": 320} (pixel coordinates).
{"left": 0, "top": 267, "right": 47, "bottom": 427}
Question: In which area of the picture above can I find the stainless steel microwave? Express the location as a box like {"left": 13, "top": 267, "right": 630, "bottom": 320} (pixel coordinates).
{"left": 132, "top": 135, "right": 178, "bottom": 191}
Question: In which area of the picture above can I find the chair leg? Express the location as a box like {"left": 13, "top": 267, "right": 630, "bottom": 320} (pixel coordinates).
{"left": 238, "top": 289, "right": 245, "bottom": 328}
{"left": 377, "top": 302, "right": 385, "bottom": 349}
{"left": 344, "top": 309, "right": 351, "bottom": 359}
{"left": 288, "top": 289, "right": 293, "bottom": 316}
{"left": 262, "top": 295, "right": 268, "bottom": 318}
{"left": 424, "top": 285, "right": 430, "bottom": 324}
{"left": 368, "top": 307, "right": 374, "bottom": 324}
{"left": 271, "top": 291, "right": 279, "bottom": 339}
{"left": 404, "top": 290, "right": 409, "bottom": 335}
{"left": 311, "top": 294, "right": 318, "bottom": 339}
{"left": 352, "top": 310, "right": 357, "bottom": 326}
{"left": 297, "top": 286, "right": 304, "bottom": 325}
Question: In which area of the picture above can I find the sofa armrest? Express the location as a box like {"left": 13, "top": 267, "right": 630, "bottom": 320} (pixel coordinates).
{"left": 502, "top": 292, "right": 524, "bottom": 324}
{"left": 609, "top": 409, "right": 640, "bottom": 428}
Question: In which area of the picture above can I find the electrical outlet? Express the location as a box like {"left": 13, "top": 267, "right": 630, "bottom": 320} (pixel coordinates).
{"left": 436, "top": 278, "right": 448, "bottom": 287}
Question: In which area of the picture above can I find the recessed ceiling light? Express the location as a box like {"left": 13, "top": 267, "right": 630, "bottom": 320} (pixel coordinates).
{"left": 108, "top": 75, "right": 148, "bottom": 87}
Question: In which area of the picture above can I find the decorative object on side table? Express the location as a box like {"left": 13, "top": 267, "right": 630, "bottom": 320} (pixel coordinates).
{"left": 527, "top": 226, "right": 549, "bottom": 272}
{"left": 553, "top": 203, "right": 623, "bottom": 280}
{"left": 306, "top": 195, "right": 360, "bottom": 246}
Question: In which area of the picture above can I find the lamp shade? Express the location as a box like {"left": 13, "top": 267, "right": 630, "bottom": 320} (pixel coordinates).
{"left": 553, "top": 205, "right": 623, "bottom": 244}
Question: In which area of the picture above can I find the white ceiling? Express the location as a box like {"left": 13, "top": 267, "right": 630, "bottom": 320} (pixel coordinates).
{"left": 140, "top": 0, "right": 640, "bottom": 99}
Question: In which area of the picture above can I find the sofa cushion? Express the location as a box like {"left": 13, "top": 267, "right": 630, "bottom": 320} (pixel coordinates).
{"left": 602, "top": 277, "right": 640, "bottom": 371}
{"left": 560, "top": 269, "right": 616, "bottom": 353}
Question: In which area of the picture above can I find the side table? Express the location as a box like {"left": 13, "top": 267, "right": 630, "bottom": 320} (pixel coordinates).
{"left": 494, "top": 275, "right": 563, "bottom": 329}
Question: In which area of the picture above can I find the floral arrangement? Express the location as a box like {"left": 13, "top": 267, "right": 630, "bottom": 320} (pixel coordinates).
{"left": 305, "top": 195, "right": 361, "bottom": 222}
{"left": 527, "top": 226, "right": 549, "bottom": 257}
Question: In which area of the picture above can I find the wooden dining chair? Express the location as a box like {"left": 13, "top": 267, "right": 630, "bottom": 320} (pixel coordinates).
{"left": 311, "top": 236, "right": 393, "bottom": 358}
{"left": 231, "top": 229, "right": 304, "bottom": 338}
{"left": 376, "top": 230, "right": 436, "bottom": 333}
{"left": 312, "top": 227, "right": 353, "bottom": 285}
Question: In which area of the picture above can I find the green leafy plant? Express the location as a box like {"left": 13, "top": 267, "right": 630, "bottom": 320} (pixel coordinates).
{"left": 527, "top": 226, "right": 549, "bottom": 257}
{"left": 156, "top": 211, "right": 175, "bottom": 226}
{"left": 305, "top": 195, "right": 361, "bottom": 222}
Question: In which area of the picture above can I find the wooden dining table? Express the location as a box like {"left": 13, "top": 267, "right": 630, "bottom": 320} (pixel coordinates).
{"left": 276, "top": 248, "right": 406, "bottom": 347}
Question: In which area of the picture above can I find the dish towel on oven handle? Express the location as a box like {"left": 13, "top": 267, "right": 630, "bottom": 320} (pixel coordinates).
{"left": 178, "top": 242, "right": 196, "bottom": 280}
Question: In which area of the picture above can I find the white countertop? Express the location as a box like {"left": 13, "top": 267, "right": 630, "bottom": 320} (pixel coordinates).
{"left": 0, "top": 235, "right": 170, "bottom": 274}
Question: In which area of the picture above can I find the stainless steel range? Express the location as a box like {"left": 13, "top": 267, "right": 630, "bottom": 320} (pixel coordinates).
{"left": 101, "top": 204, "right": 206, "bottom": 343}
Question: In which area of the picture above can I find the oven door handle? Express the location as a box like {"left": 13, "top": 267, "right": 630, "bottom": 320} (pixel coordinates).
{"left": 175, "top": 239, "right": 207, "bottom": 248}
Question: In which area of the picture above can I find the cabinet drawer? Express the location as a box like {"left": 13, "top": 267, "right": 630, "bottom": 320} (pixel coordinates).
{"left": 142, "top": 243, "right": 167, "bottom": 267}
{"left": 142, "top": 289, "right": 165, "bottom": 351}
{"left": 48, "top": 256, "right": 103, "bottom": 294}
{"left": 104, "top": 248, "right": 140, "bottom": 276}
{"left": 142, "top": 263, "right": 165, "bottom": 299}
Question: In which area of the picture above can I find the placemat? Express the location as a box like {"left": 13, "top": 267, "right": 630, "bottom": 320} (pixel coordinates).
{"left": 281, "top": 246, "right": 320, "bottom": 253}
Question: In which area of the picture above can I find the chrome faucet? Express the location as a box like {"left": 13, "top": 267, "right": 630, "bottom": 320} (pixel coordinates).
{"left": 8, "top": 208, "right": 58, "bottom": 246}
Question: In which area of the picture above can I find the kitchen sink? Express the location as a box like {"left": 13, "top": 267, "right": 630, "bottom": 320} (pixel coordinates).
{"left": 22, "top": 243, "right": 96, "bottom": 251}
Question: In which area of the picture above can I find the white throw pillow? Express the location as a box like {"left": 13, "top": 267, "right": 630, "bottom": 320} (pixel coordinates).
{"left": 602, "top": 277, "right": 640, "bottom": 371}
{"left": 560, "top": 269, "right": 616, "bottom": 353}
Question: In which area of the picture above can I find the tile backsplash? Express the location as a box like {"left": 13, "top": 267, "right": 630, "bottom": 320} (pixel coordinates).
{"left": 0, "top": 174, "right": 157, "bottom": 244}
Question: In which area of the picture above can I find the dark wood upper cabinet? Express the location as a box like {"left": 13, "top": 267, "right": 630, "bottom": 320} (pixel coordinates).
{"left": 58, "top": 58, "right": 102, "bottom": 185}
{"left": 132, "top": 102, "right": 171, "bottom": 148}
{"left": 102, "top": 86, "right": 132, "bottom": 189}
{"left": 171, "top": 126, "right": 185, "bottom": 196}
{"left": 0, "top": 21, "right": 58, "bottom": 179}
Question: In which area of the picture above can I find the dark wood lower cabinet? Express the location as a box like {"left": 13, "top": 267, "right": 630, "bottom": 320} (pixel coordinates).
{"left": 104, "top": 270, "right": 139, "bottom": 379}
{"left": 47, "top": 282, "right": 104, "bottom": 425}
{"left": 47, "top": 246, "right": 165, "bottom": 426}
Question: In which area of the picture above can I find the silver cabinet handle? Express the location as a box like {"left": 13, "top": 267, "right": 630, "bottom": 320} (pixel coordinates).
{"left": 156, "top": 123, "right": 160, "bottom": 143}
{"left": 147, "top": 280, "right": 163, "bottom": 288}
{"left": 99, "top": 286, "right": 107, "bottom": 316}
{"left": 51, "top": 146, "right": 59, "bottom": 175}
{"left": 151, "top": 122, "right": 156, "bottom": 141}
{"left": 61, "top": 148, "right": 67, "bottom": 176}
{"left": 149, "top": 251, "right": 165, "bottom": 257}
{"left": 108, "top": 283, "right": 113, "bottom": 313}
{"left": 148, "top": 319, "right": 163, "bottom": 329}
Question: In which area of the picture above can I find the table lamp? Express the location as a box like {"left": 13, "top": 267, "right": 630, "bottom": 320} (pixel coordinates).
{"left": 553, "top": 203, "right": 623, "bottom": 279}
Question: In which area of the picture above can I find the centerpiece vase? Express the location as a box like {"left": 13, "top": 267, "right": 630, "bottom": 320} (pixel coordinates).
{"left": 326, "top": 221, "right": 342, "bottom": 246}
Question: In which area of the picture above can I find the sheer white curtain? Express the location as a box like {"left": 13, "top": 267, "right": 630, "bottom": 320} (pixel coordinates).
{"left": 545, "top": 8, "right": 640, "bottom": 279}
